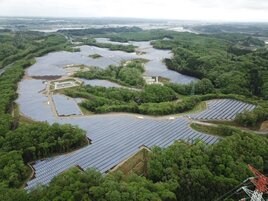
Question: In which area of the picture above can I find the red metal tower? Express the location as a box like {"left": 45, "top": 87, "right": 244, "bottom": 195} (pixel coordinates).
{"left": 241, "top": 165, "right": 268, "bottom": 201}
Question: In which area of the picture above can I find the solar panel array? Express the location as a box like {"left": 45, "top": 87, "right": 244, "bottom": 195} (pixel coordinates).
{"left": 190, "top": 99, "right": 256, "bottom": 121}
{"left": 52, "top": 94, "right": 82, "bottom": 116}
{"left": 26, "top": 116, "right": 219, "bottom": 190}
{"left": 17, "top": 82, "right": 244, "bottom": 191}
{"left": 16, "top": 79, "right": 56, "bottom": 123}
{"left": 132, "top": 41, "right": 198, "bottom": 84}
{"left": 81, "top": 78, "right": 122, "bottom": 88}
{"left": 27, "top": 46, "right": 139, "bottom": 77}
{"left": 27, "top": 40, "right": 197, "bottom": 84}
{"left": 95, "top": 38, "right": 130, "bottom": 46}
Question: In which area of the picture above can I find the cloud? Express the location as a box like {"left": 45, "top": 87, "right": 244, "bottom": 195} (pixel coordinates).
{"left": 0, "top": 0, "right": 267, "bottom": 22}
{"left": 188, "top": 0, "right": 268, "bottom": 10}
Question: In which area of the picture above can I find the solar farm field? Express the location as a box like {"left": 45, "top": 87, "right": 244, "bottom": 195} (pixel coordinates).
{"left": 189, "top": 99, "right": 256, "bottom": 121}
{"left": 16, "top": 39, "right": 258, "bottom": 191}
{"left": 26, "top": 116, "right": 219, "bottom": 189}
{"left": 18, "top": 80, "right": 252, "bottom": 190}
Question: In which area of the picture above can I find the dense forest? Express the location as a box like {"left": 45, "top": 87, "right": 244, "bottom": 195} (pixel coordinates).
{"left": 74, "top": 37, "right": 136, "bottom": 52}
{"left": 152, "top": 33, "right": 268, "bottom": 98}
{"left": 0, "top": 27, "right": 267, "bottom": 200}
{"left": 188, "top": 23, "right": 268, "bottom": 36}
{"left": 75, "top": 60, "right": 146, "bottom": 87}
{"left": 57, "top": 26, "right": 143, "bottom": 36}
{"left": 0, "top": 30, "right": 75, "bottom": 68}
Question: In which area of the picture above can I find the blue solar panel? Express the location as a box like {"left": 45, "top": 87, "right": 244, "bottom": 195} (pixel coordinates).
{"left": 189, "top": 99, "right": 256, "bottom": 121}
{"left": 27, "top": 41, "right": 197, "bottom": 84}
{"left": 81, "top": 79, "right": 122, "bottom": 88}
{"left": 26, "top": 116, "right": 219, "bottom": 190}
{"left": 52, "top": 94, "right": 82, "bottom": 116}
{"left": 17, "top": 80, "right": 221, "bottom": 190}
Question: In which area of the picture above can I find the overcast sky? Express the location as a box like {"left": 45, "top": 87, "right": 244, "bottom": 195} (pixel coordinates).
{"left": 0, "top": 0, "right": 268, "bottom": 22}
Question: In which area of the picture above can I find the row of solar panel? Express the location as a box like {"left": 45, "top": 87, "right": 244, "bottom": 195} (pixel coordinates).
{"left": 26, "top": 117, "right": 219, "bottom": 189}
{"left": 190, "top": 99, "right": 256, "bottom": 120}
{"left": 36, "top": 119, "right": 216, "bottom": 176}
{"left": 52, "top": 94, "right": 82, "bottom": 116}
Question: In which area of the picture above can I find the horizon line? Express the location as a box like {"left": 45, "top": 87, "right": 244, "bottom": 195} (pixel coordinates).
{"left": 1, "top": 15, "right": 268, "bottom": 24}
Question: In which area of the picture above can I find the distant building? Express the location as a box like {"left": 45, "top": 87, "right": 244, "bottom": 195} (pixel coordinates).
{"left": 54, "top": 81, "right": 75, "bottom": 89}
{"left": 53, "top": 79, "right": 82, "bottom": 90}
{"left": 143, "top": 76, "right": 163, "bottom": 85}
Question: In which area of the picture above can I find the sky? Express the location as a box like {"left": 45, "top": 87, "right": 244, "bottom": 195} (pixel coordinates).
{"left": 0, "top": 0, "right": 268, "bottom": 22}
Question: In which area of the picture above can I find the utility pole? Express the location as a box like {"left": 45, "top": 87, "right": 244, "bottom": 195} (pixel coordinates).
{"left": 190, "top": 83, "right": 195, "bottom": 96}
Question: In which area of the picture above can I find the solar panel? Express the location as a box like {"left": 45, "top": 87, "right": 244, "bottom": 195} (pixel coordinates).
{"left": 52, "top": 94, "right": 82, "bottom": 116}
{"left": 25, "top": 116, "right": 219, "bottom": 190}
{"left": 190, "top": 99, "right": 256, "bottom": 121}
